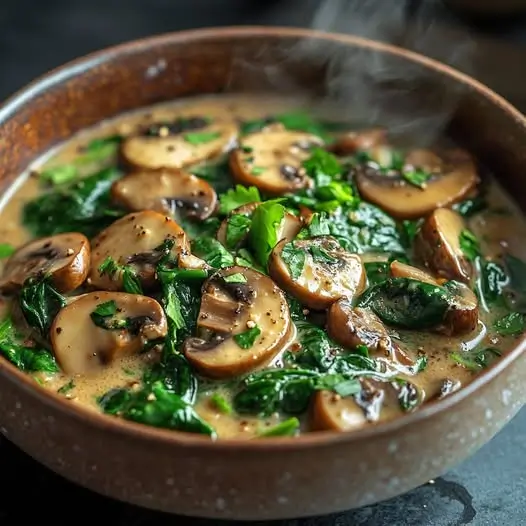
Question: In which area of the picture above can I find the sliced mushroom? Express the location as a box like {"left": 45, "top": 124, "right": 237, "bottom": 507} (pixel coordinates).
{"left": 216, "top": 202, "right": 302, "bottom": 250}
{"left": 0, "top": 233, "right": 90, "bottom": 294}
{"left": 183, "top": 266, "right": 293, "bottom": 379}
{"left": 269, "top": 236, "right": 366, "bottom": 310}
{"left": 111, "top": 169, "right": 217, "bottom": 220}
{"left": 440, "top": 280, "right": 479, "bottom": 336}
{"left": 329, "top": 128, "right": 387, "bottom": 155}
{"left": 414, "top": 207, "right": 472, "bottom": 283}
{"left": 50, "top": 291, "right": 167, "bottom": 374}
{"left": 355, "top": 148, "right": 479, "bottom": 219}
{"left": 121, "top": 117, "right": 237, "bottom": 170}
{"left": 327, "top": 301, "right": 415, "bottom": 369}
{"left": 389, "top": 260, "right": 440, "bottom": 285}
{"left": 229, "top": 130, "right": 323, "bottom": 195}
{"left": 89, "top": 210, "right": 189, "bottom": 290}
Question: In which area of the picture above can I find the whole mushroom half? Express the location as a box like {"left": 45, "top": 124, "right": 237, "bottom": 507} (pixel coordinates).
{"left": 269, "top": 236, "right": 366, "bottom": 310}
{"left": 229, "top": 130, "right": 323, "bottom": 195}
{"left": 355, "top": 148, "right": 479, "bottom": 219}
{"left": 89, "top": 210, "right": 189, "bottom": 290}
{"left": 111, "top": 169, "right": 217, "bottom": 220}
{"left": 51, "top": 291, "right": 167, "bottom": 374}
{"left": 120, "top": 116, "right": 237, "bottom": 171}
{"left": 216, "top": 202, "right": 302, "bottom": 250}
{"left": 414, "top": 207, "right": 473, "bottom": 283}
{"left": 0, "top": 233, "right": 90, "bottom": 294}
{"left": 183, "top": 266, "right": 293, "bottom": 379}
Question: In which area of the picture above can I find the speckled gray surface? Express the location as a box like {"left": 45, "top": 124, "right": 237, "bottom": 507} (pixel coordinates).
{"left": 0, "top": 0, "right": 525, "bottom": 524}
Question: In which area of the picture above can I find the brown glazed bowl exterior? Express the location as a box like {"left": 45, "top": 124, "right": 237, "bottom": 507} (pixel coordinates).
{"left": 0, "top": 27, "right": 525, "bottom": 521}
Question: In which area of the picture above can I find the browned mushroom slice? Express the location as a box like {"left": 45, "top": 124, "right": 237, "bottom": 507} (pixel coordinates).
{"left": 89, "top": 210, "right": 189, "bottom": 290}
{"left": 111, "top": 169, "right": 217, "bottom": 220}
{"left": 440, "top": 281, "right": 479, "bottom": 336}
{"left": 229, "top": 131, "right": 323, "bottom": 195}
{"left": 216, "top": 202, "right": 302, "bottom": 250}
{"left": 329, "top": 128, "right": 387, "bottom": 155}
{"left": 326, "top": 301, "right": 415, "bottom": 370}
{"left": 355, "top": 148, "right": 479, "bottom": 219}
{"left": 183, "top": 266, "right": 293, "bottom": 379}
{"left": 414, "top": 208, "right": 472, "bottom": 283}
{"left": 269, "top": 236, "right": 366, "bottom": 310}
{"left": 121, "top": 119, "right": 237, "bottom": 170}
{"left": 0, "top": 233, "right": 90, "bottom": 294}
{"left": 50, "top": 291, "right": 167, "bottom": 374}
{"left": 389, "top": 260, "right": 440, "bottom": 285}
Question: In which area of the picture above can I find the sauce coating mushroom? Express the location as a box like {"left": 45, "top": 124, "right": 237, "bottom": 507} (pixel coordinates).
{"left": 269, "top": 236, "right": 366, "bottom": 310}
{"left": 0, "top": 233, "right": 90, "bottom": 294}
{"left": 89, "top": 210, "right": 189, "bottom": 290}
{"left": 51, "top": 291, "right": 167, "bottom": 374}
{"left": 183, "top": 266, "right": 293, "bottom": 379}
{"left": 111, "top": 169, "right": 217, "bottom": 220}
{"left": 229, "top": 130, "right": 323, "bottom": 195}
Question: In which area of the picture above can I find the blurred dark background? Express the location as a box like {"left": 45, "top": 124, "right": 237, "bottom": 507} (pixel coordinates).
{"left": 0, "top": 1, "right": 525, "bottom": 524}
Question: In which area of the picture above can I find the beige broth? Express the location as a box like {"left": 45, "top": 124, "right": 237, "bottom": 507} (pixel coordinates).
{"left": 0, "top": 94, "right": 524, "bottom": 439}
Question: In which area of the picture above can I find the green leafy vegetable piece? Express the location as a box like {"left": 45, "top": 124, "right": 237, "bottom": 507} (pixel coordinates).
{"left": 190, "top": 158, "right": 233, "bottom": 194}
{"left": 98, "top": 257, "right": 143, "bottom": 295}
{"left": 364, "top": 261, "right": 389, "bottom": 286}
{"left": 23, "top": 167, "right": 124, "bottom": 238}
{"left": 309, "top": 245, "right": 338, "bottom": 265}
{"left": 394, "top": 380, "right": 421, "bottom": 411}
{"left": 281, "top": 241, "right": 306, "bottom": 280}
{"left": 258, "top": 417, "right": 300, "bottom": 437}
{"left": 191, "top": 237, "right": 234, "bottom": 268}
{"left": 251, "top": 167, "right": 266, "bottom": 176}
{"left": 316, "top": 375, "right": 361, "bottom": 397}
{"left": 494, "top": 312, "right": 525, "bottom": 336}
{"left": 39, "top": 164, "right": 78, "bottom": 186}
{"left": 0, "top": 318, "right": 59, "bottom": 373}
{"left": 302, "top": 148, "right": 342, "bottom": 186}
{"left": 183, "top": 131, "right": 221, "bottom": 145}
{"left": 248, "top": 201, "right": 286, "bottom": 267}
{"left": 451, "top": 347, "right": 502, "bottom": 371}
{"left": 0, "top": 243, "right": 15, "bottom": 258}
{"left": 503, "top": 253, "right": 526, "bottom": 312}
{"left": 304, "top": 212, "right": 331, "bottom": 238}
{"left": 223, "top": 273, "right": 247, "bottom": 284}
{"left": 225, "top": 214, "right": 252, "bottom": 250}
{"left": 219, "top": 185, "right": 261, "bottom": 215}
{"left": 90, "top": 300, "right": 129, "bottom": 330}
{"left": 459, "top": 229, "right": 480, "bottom": 261}
{"left": 234, "top": 326, "right": 261, "bottom": 349}
{"left": 210, "top": 393, "right": 233, "bottom": 415}
{"left": 476, "top": 258, "right": 508, "bottom": 307}
{"left": 358, "top": 278, "right": 452, "bottom": 329}
{"left": 453, "top": 195, "right": 487, "bottom": 217}
{"left": 178, "top": 216, "right": 221, "bottom": 240}
{"left": 19, "top": 276, "right": 66, "bottom": 338}
{"left": 58, "top": 380, "right": 75, "bottom": 394}
{"left": 401, "top": 168, "right": 432, "bottom": 189}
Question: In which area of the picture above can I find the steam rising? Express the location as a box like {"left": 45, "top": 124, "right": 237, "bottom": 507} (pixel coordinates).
{"left": 230, "top": 0, "right": 475, "bottom": 146}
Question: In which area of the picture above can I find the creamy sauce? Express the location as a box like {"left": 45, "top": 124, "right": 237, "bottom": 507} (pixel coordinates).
{"left": 0, "top": 94, "right": 524, "bottom": 439}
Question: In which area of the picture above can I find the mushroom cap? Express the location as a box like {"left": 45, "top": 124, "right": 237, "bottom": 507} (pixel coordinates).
{"left": 50, "top": 291, "right": 167, "bottom": 375}
{"left": 229, "top": 130, "right": 324, "bottom": 195}
{"left": 183, "top": 266, "right": 293, "bottom": 379}
{"left": 389, "top": 260, "right": 440, "bottom": 286}
{"left": 440, "top": 281, "right": 479, "bottom": 336}
{"left": 329, "top": 128, "right": 387, "bottom": 155}
{"left": 111, "top": 169, "right": 217, "bottom": 220}
{"left": 89, "top": 210, "right": 189, "bottom": 290}
{"left": 355, "top": 148, "right": 479, "bottom": 220}
{"left": 0, "top": 233, "right": 90, "bottom": 294}
{"left": 120, "top": 120, "right": 237, "bottom": 171}
{"left": 216, "top": 202, "right": 302, "bottom": 250}
{"left": 269, "top": 236, "right": 366, "bottom": 310}
{"left": 414, "top": 207, "right": 473, "bottom": 283}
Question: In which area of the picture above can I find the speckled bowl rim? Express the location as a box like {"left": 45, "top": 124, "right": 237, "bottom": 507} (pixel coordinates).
{"left": 0, "top": 26, "right": 524, "bottom": 450}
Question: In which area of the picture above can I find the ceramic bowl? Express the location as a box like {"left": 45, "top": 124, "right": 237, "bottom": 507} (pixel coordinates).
{"left": 0, "top": 27, "right": 524, "bottom": 521}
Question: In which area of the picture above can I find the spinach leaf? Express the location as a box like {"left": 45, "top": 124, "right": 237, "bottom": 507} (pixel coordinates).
{"left": 302, "top": 148, "right": 342, "bottom": 186}
{"left": 494, "top": 312, "right": 525, "bottom": 336}
{"left": 0, "top": 243, "right": 15, "bottom": 258}
{"left": 358, "top": 278, "right": 452, "bottom": 329}
{"left": 364, "top": 261, "right": 389, "bottom": 286}
{"left": 234, "top": 325, "right": 261, "bottom": 349}
{"left": 191, "top": 237, "right": 234, "bottom": 268}
{"left": 23, "top": 167, "right": 124, "bottom": 238}
{"left": 183, "top": 131, "right": 220, "bottom": 145}
{"left": 19, "top": 276, "right": 66, "bottom": 338}
{"left": 218, "top": 185, "right": 261, "bottom": 215}
{"left": 401, "top": 168, "right": 432, "bottom": 189}
{"left": 90, "top": 300, "right": 129, "bottom": 330}
{"left": 281, "top": 241, "right": 306, "bottom": 280}
{"left": 393, "top": 379, "right": 421, "bottom": 411}
{"left": 0, "top": 318, "right": 59, "bottom": 373}
{"left": 451, "top": 347, "right": 502, "bottom": 371}
{"left": 190, "top": 158, "right": 233, "bottom": 194}
{"left": 459, "top": 229, "right": 480, "bottom": 261}
{"left": 453, "top": 195, "right": 487, "bottom": 217}
{"left": 98, "top": 381, "right": 215, "bottom": 437}
{"left": 58, "top": 379, "right": 75, "bottom": 394}
{"left": 225, "top": 214, "right": 252, "bottom": 250}
{"left": 258, "top": 417, "right": 300, "bottom": 437}
{"left": 476, "top": 258, "right": 508, "bottom": 307}
{"left": 210, "top": 393, "right": 233, "bottom": 415}
{"left": 503, "top": 253, "right": 526, "bottom": 312}
{"left": 301, "top": 212, "right": 331, "bottom": 238}
{"left": 178, "top": 216, "right": 221, "bottom": 240}
{"left": 98, "top": 257, "right": 143, "bottom": 294}
{"left": 248, "top": 201, "right": 286, "bottom": 267}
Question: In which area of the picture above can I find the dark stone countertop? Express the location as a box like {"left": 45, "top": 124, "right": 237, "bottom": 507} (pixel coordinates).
{"left": 0, "top": 1, "right": 524, "bottom": 524}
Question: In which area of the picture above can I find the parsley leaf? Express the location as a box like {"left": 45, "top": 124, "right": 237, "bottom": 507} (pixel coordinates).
{"left": 0, "top": 243, "right": 15, "bottom": 258}
{"left": 401, "top": 168, "right": 432, "bottom": 189}
{"left": 98, "top": 257, "right": 143, "bottom": 294}
{"left": 210, "top": 393, "right": 233, "bottom": 415}
{"left": 191, "top": 237, "right": 234, "bottom": 268}
{"left": 225, "top": 214, "right": 252, "bottom": 250}
{"left": 183, "top": 131, "right": 221, "bottom": 145}
{"left": 248, "top": 201, "right": 286, "bottom": 267}
{"left": 90, "top": 300, "right": 128, "bottom": 330}
{"left": 219, "top": 185, "right": 261, "bottom": 215}
{"left": 234, "top": 326, "right": 261, "bottom": 349}
{"left": 281, "top": 242, "right": 306, "bottom": 280}
{"left": 459, "top": 229, "right": 480, "bottom": 261}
